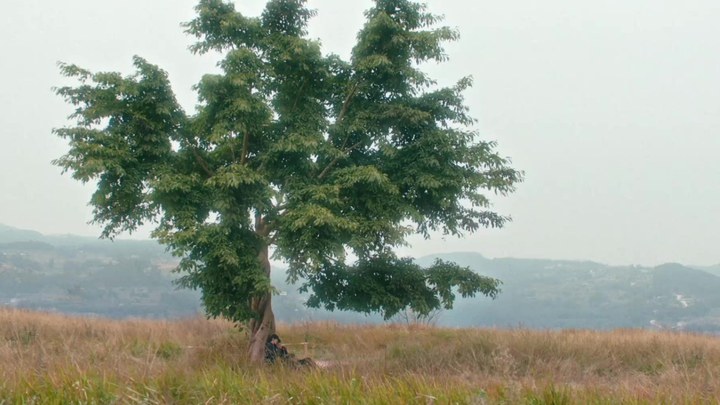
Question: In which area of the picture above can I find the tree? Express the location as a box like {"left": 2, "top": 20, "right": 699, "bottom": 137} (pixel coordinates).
{"left": 54, "top": 0, "right": 523, "bottom": 362}
{"left": 391, "top": 306, "right": 444, "bottom": 327}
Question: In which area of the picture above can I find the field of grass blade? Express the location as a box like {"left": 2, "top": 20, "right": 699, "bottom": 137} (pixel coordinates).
{"left": 2, "top": 307, "right": 720, "bottom": 404}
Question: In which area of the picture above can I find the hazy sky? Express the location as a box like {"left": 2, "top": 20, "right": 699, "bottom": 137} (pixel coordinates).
{"left": 1, "top": 0, "right": 718, "bottom": 266}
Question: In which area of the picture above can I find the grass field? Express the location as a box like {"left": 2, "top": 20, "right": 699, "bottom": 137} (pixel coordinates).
{"left": 2, "top": 307, "right": 720, "bottom": 404}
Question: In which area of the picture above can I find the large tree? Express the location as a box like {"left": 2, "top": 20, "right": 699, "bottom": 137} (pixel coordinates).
{"left": 54, "top": 0, "right": 522, "bottom": 362}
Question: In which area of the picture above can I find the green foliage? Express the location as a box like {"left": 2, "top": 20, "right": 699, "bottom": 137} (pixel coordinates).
{"left": 302, "top": 257, "right": 500, "bottom": 319}
{"left": 54, "top": 0, "right": 522, "bottom": 325}
{"left": 525, "top": 386, "right": 572, "bottom": 405}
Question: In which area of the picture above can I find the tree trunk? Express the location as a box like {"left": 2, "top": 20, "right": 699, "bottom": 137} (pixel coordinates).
{"left": 247, "top": 218, "right": 275, "bottom": 363}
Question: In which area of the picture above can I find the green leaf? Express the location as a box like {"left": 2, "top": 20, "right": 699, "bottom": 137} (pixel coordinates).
{"left": 54, "top": 0, "right": 522, "bottom": 326}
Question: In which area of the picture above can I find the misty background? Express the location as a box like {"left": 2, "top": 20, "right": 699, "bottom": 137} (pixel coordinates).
{"left": 3, "top": 224, "right": 720, "bottom": 331}
{"left": 1, "top": 0, "right": 718, "bottom": 267}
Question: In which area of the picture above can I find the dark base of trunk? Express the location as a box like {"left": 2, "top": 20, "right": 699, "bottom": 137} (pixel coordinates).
{"left": 248, "top": 232, "right": 275, "bottom": 364}
{"left": 248, "top": 291, "right": 275, "bottom": 363}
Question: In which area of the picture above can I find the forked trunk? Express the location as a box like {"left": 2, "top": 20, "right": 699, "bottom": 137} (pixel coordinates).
{"left": 247, "top": 230, "right": 276, "bottom": 363}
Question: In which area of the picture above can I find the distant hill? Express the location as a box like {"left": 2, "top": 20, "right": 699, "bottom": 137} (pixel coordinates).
{"left": 270, "top": 252, "right": 720, "bottom": 332}
{"left": 0, "top": 224, "right": 166, "bottom": 255}
{"left": 694, "top": 264, "right": 720, "bottom": 278}
{"left": 2, "top": 224, "right": 720, "bottom": 332}
{"left": 414, "top": 252, "right": 720, "bottom": 332}
{"left": 0, "top": 223, "right": 194, "bottom": 319}
{"left": 0, "top": 224, "right": 44, "bottom": 243}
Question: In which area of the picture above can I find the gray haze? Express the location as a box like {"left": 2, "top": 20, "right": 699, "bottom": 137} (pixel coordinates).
{"left": 1, "top": 0, "right": 718, "bottom": 266}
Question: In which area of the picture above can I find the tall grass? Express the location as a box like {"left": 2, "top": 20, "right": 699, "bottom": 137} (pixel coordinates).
{"left": 2, "top": 307, "right": 720, "bottom": 403}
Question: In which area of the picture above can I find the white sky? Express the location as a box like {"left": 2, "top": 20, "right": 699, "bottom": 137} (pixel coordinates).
{"left": 1, "top": 0, "right": 718, "bottom": 267}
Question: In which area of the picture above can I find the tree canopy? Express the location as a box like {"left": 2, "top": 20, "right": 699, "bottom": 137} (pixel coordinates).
{"left": 54, "top": 0, "right": 522, "bottom": 356}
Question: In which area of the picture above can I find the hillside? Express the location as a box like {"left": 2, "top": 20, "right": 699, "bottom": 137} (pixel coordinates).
{"left": 2, "top": 307, "right": 720, "bottom": 403}
{"left": 2, "top": 224, "right": 720, "bottom": 332}
{"left": 414, "top": 253, "right": 720, "bottom": 332}
{"left": 0, "top": 224, "right": 198, "bottom": 319}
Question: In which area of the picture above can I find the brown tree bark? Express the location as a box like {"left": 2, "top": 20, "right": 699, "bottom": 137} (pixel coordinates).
{"left": 247, "top": 216, "right": 276, "bottom": 363}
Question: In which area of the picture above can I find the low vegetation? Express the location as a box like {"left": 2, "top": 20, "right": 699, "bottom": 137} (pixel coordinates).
{"left": 2, "top": 307, "right": 720, "bottom": 403}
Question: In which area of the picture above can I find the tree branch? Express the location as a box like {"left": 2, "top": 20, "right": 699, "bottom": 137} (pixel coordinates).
{"left": 317, "top": 140, "right": 363, "bottom": 180}
{"left": 254, "top": 211, "right": 270, "bottom": 238}
{"left": 290, "top": 79, "right": 308, "bottom": 114}
{"left": 240, "top": 131, "right": 250, "bottom": 166}
{"left": 317, "top": 83, "right": 361, "bottom": 180}
{"left": 337, "top": 82, "right": 358, "bottom": 125}
{"left": 191, "top": 147, "right": 214, "bottom": 177}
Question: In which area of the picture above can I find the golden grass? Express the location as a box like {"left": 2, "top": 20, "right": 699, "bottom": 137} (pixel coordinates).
{"left": 2, "top": 306, "right": 720, "bottom": 403}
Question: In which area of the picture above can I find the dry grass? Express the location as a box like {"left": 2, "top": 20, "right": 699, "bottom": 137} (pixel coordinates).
{"left": 2, "top": 307, "right": 720, "bottom": 403}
